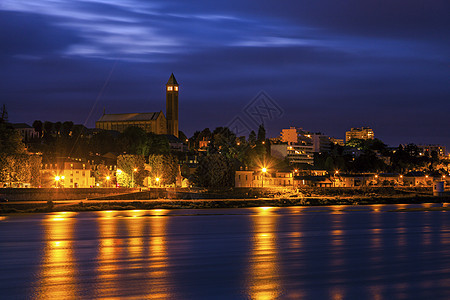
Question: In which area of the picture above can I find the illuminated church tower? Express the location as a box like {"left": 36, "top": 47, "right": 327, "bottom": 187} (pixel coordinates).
{"left": 166, "top": 73, "right": 179, "bottom": 138}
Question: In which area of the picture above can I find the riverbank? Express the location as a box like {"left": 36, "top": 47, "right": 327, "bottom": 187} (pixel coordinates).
{"left": 1, "top": 194, "right": 450, "bottom": 214}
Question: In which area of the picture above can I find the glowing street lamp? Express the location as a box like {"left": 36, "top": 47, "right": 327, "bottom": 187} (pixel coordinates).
{"left": 155, "top": 177, "right": 160, "bottom": 187}
{"left": 261, "top": 167, "right": 267, "bottom": 188}
{"left": 106, "top": 176, "right": 110, "bottom": 188}
{"left": 54, "top": 175, "right": 61, "bottom": 188}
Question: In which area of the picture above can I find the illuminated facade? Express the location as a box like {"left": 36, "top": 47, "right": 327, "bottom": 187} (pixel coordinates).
{"left": 235, "top": 170, "right": 293, "bottom": 187}
{"left": 96, "top": 112, "right": 167, "bottom": 134}
{"left": 280, "top": 127, "right": 331, "bottom": 153}
{"left": 270, "top": 144, "right": 314, "bottom": 165}
{"left": 41, "top": 159, "right": 95, "bottom": 188}
{"left": 96, "top": 74, "right": 179, "bottom": 137}
{"left": 345, "top": 127, "right": 374, "bottom": 142}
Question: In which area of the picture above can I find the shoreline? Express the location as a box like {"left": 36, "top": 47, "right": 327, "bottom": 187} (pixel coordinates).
{"left": 1, "top": 195, "right": 450, "bottom": 214}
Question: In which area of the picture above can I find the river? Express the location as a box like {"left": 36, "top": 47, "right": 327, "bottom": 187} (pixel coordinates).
{"left": 1, "top": 204, "right": 450, "bottom": 299}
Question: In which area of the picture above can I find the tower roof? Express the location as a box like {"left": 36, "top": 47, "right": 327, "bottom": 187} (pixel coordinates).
{"left": 166, "top": 73, "right": 178, "bottom": 85}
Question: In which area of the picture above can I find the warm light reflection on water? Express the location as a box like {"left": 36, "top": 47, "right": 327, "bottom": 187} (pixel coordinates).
{"left": 147, "top": 213, "right": 171, "bottom": 299}
{"left": 13, "top": 205, "right": 449, "bottom": 299}
{"left": 127, "top": 211, "right": 145, "bottom": 270}
{"left": 96, "top": 210, "right": 119, "bottom": 298}
{"left": 330, "top": 286, "right": 345, "bottom": 300}
{"left": 94, "top": 210, "right": 172, "bottom": 299}
{"left": 34, "top": 212, "right": 78, "bottom": 299}
{"left": 330, "top": 212, "right": 345, "bottom": 271}
{"left": 248, "top": 207, "right": 280, "bottom": 300}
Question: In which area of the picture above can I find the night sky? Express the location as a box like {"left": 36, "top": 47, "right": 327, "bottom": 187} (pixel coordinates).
{"left": 1, "top": 1, "right": 449, "bottom": 148}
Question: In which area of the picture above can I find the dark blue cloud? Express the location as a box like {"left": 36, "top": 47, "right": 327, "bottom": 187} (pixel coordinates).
{"left": 0, "top": 0, "right": 449, "bottom": 148}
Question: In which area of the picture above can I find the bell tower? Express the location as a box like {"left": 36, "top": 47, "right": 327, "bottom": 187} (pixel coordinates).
{"left": 166, "top": 73, "right": 179, "bottom": 137}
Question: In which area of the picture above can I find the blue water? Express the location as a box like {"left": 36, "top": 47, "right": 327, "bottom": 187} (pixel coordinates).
{"left": 1, "top": 204, "right": 450, "bottom": 299}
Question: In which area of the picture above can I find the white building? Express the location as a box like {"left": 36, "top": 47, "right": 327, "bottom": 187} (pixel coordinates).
{"left": 271, "top": 144, "right": 314, "bottom": 165}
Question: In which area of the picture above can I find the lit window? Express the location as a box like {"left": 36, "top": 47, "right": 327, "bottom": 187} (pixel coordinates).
{"left": 167, "top": 86, "right": 173, "bottom": 91}
{"left": 174, "top": 86, "right": 178, "bottom": 91}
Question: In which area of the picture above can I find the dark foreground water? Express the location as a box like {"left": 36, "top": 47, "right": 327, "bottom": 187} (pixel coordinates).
{"left": 1, "top": 204, "right": 450, "bottom": 299}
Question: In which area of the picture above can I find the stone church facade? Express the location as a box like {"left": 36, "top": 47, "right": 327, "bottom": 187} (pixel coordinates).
{"left": 96, "top": 74, "right": 179, "bottom": 138}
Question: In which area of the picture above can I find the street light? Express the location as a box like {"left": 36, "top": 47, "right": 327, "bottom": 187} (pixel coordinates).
{"left": 55, "top": 176, "right": 60, "bottom": 188}
{"left": 155, "top": 177, "right": 160, "bottom": 187}
{"left": 106, "top": 176, "right": 110, "bottom": 188}
{"left": 261, "top": 167, "right": 267, "bottom": 188}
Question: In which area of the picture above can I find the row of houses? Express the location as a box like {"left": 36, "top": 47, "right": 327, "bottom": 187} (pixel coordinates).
{"left": 235, "top": 169, "right": 449, "bottom": 188}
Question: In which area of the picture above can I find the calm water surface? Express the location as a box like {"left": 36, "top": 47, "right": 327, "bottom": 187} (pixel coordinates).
{"left": 1, "top": 204, "right": 450, "bottom": 299}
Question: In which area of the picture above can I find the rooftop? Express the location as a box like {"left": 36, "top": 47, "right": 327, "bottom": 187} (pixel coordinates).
{"left": 167, "top": 73, "right": 178, "bottom": 85}
{"left": 11, "top": 123, "right": 32, "bottom": 129}
{"left": 97, "top": 112, "right": 162, "bottom": 122}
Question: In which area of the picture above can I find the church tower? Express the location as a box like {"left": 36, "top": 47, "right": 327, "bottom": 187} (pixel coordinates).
{"left": 166, "top": 73, "right": 179, "bottom": 138}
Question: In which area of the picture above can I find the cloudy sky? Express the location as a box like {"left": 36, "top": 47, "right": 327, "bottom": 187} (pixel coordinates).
{"left": 1, "top": 0, "right": 449, "bottom": 147}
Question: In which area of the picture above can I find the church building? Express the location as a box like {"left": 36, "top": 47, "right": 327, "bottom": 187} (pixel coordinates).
{"left": 96, "top": 74, "right": 179, "bottom": 138}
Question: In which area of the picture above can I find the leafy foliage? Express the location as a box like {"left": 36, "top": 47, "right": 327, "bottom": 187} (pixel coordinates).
{"left": 116, "top": 155, "right": 147, "bottom": 187}
{"left": 148, "top": 154, "right": 179, "bottom": 185}
{"left": 193, "top": 153, "right": 234, "bottom": 188}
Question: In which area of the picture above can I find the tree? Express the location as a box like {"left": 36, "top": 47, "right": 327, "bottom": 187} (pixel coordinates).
{"left": 212, "top": 127, "right": 236, "bottom": 155}
{"left": 93, "top": 164, "right": 113, "bottom": 187}
{"left": 0, "top": 123, "right": 26, "bottom": 155}
{"left": 43, "top": 121, "right": 53, "bottom": 137}
{"left": 29, "top": 155, "right": 42, "bottom": 187}
{"left": 89, "top": 130, "right": 117, "bottom": 155}
{"left": 248, "top": 130, "right": 257, "bottom": 145}
{"left": 117, "top": 155, "right": 147, "bottom": 187}
{"left": 257, "top": 124, "right": 266, "bottom": 142}
{"left": 32, "top": 120, "right": 43, "bottom": 137}
{"left": 61, "top": 121, "right": 74, "bottom": 136}
{"left": 0, "top": 104, "right": 8, "bottom": 123}
{"left": 147, "top": 133, "right": 170, "bottom": 154}
{"left": 54, "top": 121, "right": 62, "bottom": 135}
{"left": 193, "top": 153, "right": 234, "bottom": 188}
{"left": 119, "top": 126, "right": 149, "bottom": 155}
{"left": 148, "top": 154, "right": 179, "bottom": 185}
